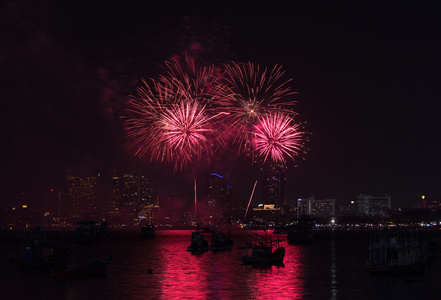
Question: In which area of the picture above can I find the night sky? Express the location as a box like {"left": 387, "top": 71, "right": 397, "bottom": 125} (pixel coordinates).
{"left": 1, "top": 0, "right": 441, "bottom": 209}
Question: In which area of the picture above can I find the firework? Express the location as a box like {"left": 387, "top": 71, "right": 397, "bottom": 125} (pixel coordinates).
{"left": 160, "top": 58, "right": 226, "bottom": 108}
{"left": 125, "top": 59, "right": 307, "bottom": 169}
{"left": 158, "top": 99, "right": 214, "bottom": 164}
{"left": 253, "top": 112, "right": 304, "bottom": 163}
{"left": 125, "top": 60, "right": 225, "bottom": 169}
{"left": 219, "top": 62, "right": 298, "bottom": 153}
{"left": 244, "top": 179, "right": 258, "bottom": 219}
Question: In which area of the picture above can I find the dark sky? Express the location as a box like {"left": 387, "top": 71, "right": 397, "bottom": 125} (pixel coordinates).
{"left": 1, "top": 0, "right": 440, "bottom": 209}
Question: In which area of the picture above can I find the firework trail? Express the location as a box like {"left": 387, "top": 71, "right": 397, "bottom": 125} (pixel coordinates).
{"left": 194, "top": 178, "right": 197, "bottom": 216}
{"left": 244, "top": 179, "right": 258, "bottom": 219}
{"left": 253, "top": 112, "right": 304, "bottom": 163}
{"left": 215, "top": 61, "right": 299, "bottom": 161}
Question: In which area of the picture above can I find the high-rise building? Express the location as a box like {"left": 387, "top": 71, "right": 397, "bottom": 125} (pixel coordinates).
{"left": 202, "top": 173, "right": 240, "bottom": 220}
{"left": 109, "top": 171, "right": 155, "bottom": 224}
{"left": 426, "top": 198, "right": 441, "bottom": 212}
{"left": 297, "top": 196, "right": 336, "bottom": 218}
{"left": 225, "top": 182, "right": 240, "bottom": 219}
{"left": 352, "top": 194, "right": 391, "bottom": 217}
{"left": 66, "top": 175, "right": 97, "bottom": 220}
{"left": 206, "top": 173, "right": 226, "bottom": 208}
{"left": 262, "top": 163, "right": 287, "bottom": 208}
{"left": 121, "top": 173, "right": 139, "bottom": 206}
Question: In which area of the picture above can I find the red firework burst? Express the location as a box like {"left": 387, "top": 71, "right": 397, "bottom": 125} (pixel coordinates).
{"left": 253, "top": 112, "right": 304, "bottom": 163}
{"left": 125, "top": 59, "right": 307, "bottom": 169}
{"left": 219, "top": 62, "right": 297, "bottom": 152}
{"left": 125, "top": 60, "right": 225, "bottom": 169}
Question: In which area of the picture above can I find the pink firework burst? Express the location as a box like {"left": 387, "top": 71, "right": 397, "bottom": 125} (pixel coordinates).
{"left": 253, "top": 112, "right": 304, "bottom": 163}
{"left": 219, "top": 62, "right": 297, "bottom": 152}
{"left": 156, "top": 100, "right": 214, "bottom": 166}
{"left": 125, "top": 60, "right": 225, "bottom": 169}
{"left": 160, "top": 58, "right": 226, "bottom": 109}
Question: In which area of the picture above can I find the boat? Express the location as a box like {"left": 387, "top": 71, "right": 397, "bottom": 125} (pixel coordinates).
{"left": 366, "top": 230, "right": 429, "bottom": 274}
{"left": 209, "top": 230, "right": 233, "bottom": 251}
{"left": 273, "top": 225, "right": 289, "bottom": 234}
{"left": 51, "top": 256, "right": 111, "bottom": 279}
{"left": 187, "top": 229, "right": 209, "bottom": 253}
{"left": 10, "top": 226, "right": 72, "bottom": 269}
{"left": 202, "top": 226, "right": 214, "bottom": 233}
{"left": 287, "top": 217, "right": 316, "bottom": 243}
{"left": 240, "top": 234, "right": 285, "bottom": 265}
{"left": 75, "top": 221, "right": 99, "bottom": 245}
{"left": 97, "top": 222, "right": 111, "bottom": 238}
{"left": 141, "top": 224, "right": 156, "bottom": 238}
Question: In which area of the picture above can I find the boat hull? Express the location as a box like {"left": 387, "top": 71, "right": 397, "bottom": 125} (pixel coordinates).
{"left": 241, "top": 246, "right": 285, "bottom": 265}
{"left": 187, "top": 230, "right": 209, "bottom": 253}
{"left": 51, "top": 257, "right": 111, "bottom": 279}
{"left": 209, "top": 242, "right": 233, "bottom": 251}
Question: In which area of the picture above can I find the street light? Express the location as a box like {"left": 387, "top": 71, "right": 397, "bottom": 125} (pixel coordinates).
{"left": 58, "top": 191, "right": 63, "bottom": 223}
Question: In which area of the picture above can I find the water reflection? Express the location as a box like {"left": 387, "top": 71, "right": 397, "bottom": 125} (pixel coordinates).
{"left": 330, "top": 238, "right": 338, "bottom": 300}
{"left": 250, "top": 237, "right": 305, "bottom": 299}
{"left": 154, "top": 230, "right": 307, "bottom": 299}
{"left": 4, "top": 230, "right": 440, "bottom": 299}
{"left": 159, "top": 230, "right": 209, "bottom": 299}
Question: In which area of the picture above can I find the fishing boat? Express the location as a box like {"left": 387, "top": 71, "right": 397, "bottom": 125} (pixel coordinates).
{"left": 240, "top": 234, "right": 285, "bottom": 265}
{"left": 141, "top": 224, "right": 156, "bottom": 238}
{"left": 75, "top": 221, "right": 99, "bottom": 245}
{"left": 287, "top": 217, "right": 316, "bottom": 243}
{"left": 202, "top": 226, "right": 214, "bottom": 233}
{"left": 51, "top": 256, "right": 111, "bottom": 279}
{"left": 10, "top": 226, "right": 72, "bottom": 269}
{"left": 273, "top": 225, "right": 289, "bottom": 234}
{"left": 187, "top": 229, "right": 209, "bottom": 253}
{"left": 209, "top": 230, "right": 233, "bottom": 251}
{"left": 366, "top": 230, "right": 429, "bottom": 274}
{"left": 97, "top": 222, "right": 111, "bottom": 238}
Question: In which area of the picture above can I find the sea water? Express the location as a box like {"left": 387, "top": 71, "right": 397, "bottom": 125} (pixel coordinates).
{"left": 1, "top": 229, "right": 441, "bottom": 300}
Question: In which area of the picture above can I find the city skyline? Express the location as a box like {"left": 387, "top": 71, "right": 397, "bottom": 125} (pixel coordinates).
{"left": 3, "top": 168, "right": 398, "bottom": 227}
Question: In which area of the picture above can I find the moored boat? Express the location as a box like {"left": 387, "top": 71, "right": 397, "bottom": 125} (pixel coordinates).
{"left": 240, "top": 234, "right": 285, "bottom": 265}
{"left": 51, "top": 256, "right": 112, "bottom": 279}
{"left": 141, "top": 224, "right": 156, "bottom": 238}
{"left": 273, "top": 225, "right": 289, "bottom": 235}
{"left": 209, "top": 230, "right": 233, "bottom": 251}
{"left": 187, "top": 229, "right": 209, "bottom": 253}
{"left": 366, "top": 230, "right": 429, "bottom": 274}
{"left": 10, "top": 226, "right": 72, "bottom": 269}
{"left": 75, "top": 221, "right": 99, "bottom": 245}
{"left": 287, "top": 217, "right": 316, "bottom": 243}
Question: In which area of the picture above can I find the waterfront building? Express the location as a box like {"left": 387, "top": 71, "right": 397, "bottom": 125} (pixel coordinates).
{"left": 422, "top": 197, "right": 441, "bottom": 212}
{"left": 205, "top": 173, "right": 226, "bottom": 209}
{"left": 66, "top": 174, "right": 97, "bottom": 220}
{"left": 109, "top": 171, "right": 155, "bottom": 224}
{"left": 352, "top": 194, "right": 391, "bottom": 217}
{"left": 203, "top": 173, "right": 240, "bottom": 220}
{"left": 297, "top": 196, "right": 336, "bottom": 219}
{"left": 262, "top": 163, "right": 287, "bottom": 208}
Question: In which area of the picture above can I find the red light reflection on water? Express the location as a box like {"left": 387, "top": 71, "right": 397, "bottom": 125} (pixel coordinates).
{"left": 157, "top": 230, "right": 210, "bottom": 299}
{"left": 250, "top": 242, "right": 305, "bottom": 299}
{"left": 145, "top": 230, "right": 306, "bottom": 299}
